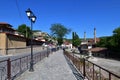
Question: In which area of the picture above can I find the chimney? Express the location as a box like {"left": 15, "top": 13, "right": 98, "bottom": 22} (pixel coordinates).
{"left": 94, "top": 28, "right": 96, "bottom": 43}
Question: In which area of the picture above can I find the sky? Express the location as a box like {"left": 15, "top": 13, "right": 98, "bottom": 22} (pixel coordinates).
{"left": 1, "top": 0, "right": 120, "bottom": 39}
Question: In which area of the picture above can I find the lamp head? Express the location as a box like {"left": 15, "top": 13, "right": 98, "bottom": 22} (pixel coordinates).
{"left": 26, "top": 8, "right": 36, "bottom": 23}
{"left": 31, "top": 15, "right": 36, "bottom": 23}
{"left": 26, "top": 8, "right": 32, "bottom": 18}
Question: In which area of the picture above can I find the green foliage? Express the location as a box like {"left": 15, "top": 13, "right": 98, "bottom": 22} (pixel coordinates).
{"left": 97, "top": 37, "right": 108, "bottom": 47}
{"left": 50, "top": 23, "right": 71, "bottom": 45}
{"left": 17, "top": 24, "right": 31, "bottom": 38}
{"left": 113, "top": 27, "right": 120, "bottom": 34}
{"left": 112, "top": 27, "right": 120, "bottom": 52}
{"left": 72, "top": 32, "right": 81, "bottom": 47}
{"left": 57, "top": 38, "right": 63, "bottom": 45}
{"left": 113, "top": 27, "right": 120, "bottom": 47}
{"left": 97, "top": 27, "right": 120, "bottom": 52}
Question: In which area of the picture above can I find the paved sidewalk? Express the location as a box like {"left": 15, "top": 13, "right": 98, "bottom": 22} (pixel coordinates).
{"left": 16, "top": 50, "right": 77, "bottom": 80}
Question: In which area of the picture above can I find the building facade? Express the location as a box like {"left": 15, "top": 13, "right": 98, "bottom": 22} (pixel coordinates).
{"left": 0, "top": 23, "right": 47, "bottom": 55}
{"left": 0, "top": 23, "right": 26, "bottom": 55}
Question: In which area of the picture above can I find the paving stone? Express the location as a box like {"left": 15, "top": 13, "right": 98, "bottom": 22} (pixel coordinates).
{"left": 16, "top": 50, "right": 77, "bottom": 80}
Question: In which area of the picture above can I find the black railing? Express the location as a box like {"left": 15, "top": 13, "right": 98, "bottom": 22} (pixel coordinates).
{"left": 64, "top": 51, "right": 120, "bottom": 80}
{"left": 0, "top": 49, "right": 51, "bottom": 80}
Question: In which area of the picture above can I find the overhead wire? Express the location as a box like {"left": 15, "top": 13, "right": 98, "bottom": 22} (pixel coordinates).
{"left": 15, "top": 0, "right": 24, "bottom": 24}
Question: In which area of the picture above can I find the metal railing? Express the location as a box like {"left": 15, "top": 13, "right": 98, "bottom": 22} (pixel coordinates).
{"left": 0, "top": 49, "right": 51, "bottom": 80}
{"left": 64, "top": 51, "right": 120, "bottom": 80}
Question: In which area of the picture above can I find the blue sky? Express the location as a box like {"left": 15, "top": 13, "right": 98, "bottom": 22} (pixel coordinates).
{"left": 1, "top": 0, "right": 120, "bottom": 39}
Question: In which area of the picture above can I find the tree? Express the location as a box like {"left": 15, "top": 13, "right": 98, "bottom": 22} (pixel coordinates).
{"left": 112, "top": 27, "right": 120, "bottom": 51}
{"left": 17, "top": 24, "right": 31, "bottom": 38}
{"left": 96, "top": 27, "right": 120, "bottom": 51}
{"left": 96, "top": 27, "right": 120, "bottom": 58}
{"left": 50, "top": 23, "right": 71, "bottom": 45}
{"left": 96, "top": 37, "right": 109, "bottom": 47}
{"left": 113, "top": 27, "right": 120, "bottom": 47}
{"left": 72, "top": 32, "right": 81, "bottom": 47}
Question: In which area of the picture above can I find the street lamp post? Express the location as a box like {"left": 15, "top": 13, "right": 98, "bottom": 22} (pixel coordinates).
{"left": 26, "top": 8, "right": 36, "bottom": 72}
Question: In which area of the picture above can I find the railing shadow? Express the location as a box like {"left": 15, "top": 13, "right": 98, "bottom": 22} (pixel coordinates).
{"left": 64, "top": 51, "right": 120, "bottom": 80}
{"left": 0, "top": 48, "right": 55, "bottom": 80}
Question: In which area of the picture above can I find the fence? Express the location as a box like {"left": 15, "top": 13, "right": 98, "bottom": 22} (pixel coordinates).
{"left": 0, "top": 49, "right": 51, "bottom": 80}
{"left": 64, "top": 51, "right": 120, "bottom": 80}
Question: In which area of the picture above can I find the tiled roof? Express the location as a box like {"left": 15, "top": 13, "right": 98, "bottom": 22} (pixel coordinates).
{"left": 0, "top": 22, "right": 15, "bottom": 31}
{"left": 0, "top": 22, "right": 8, "bottom": 24}
{"left": 0, "top": 22, "right": 12, "bottom": 27}
{"left": 90, "top": 47, "right": 107, "bottom": 52}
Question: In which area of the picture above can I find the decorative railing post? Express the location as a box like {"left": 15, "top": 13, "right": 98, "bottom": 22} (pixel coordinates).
{"left": 20, "top": 58, "right": 22, "bottom": 72}
{"left": 47, "top": 48, "right": 49, "bottom": 57}
{"left": 7, "top": 58, "right": 11, "bottom": 80}
{"left": 109, "top": 73, "right": 111, "bottom": 80}
{"left": 27, "top": 56, "right": 29, "bottom": 69}
{"left": 93, "top": 64, "right": 94, "bottom": 80}
{"left": 73, "top": 53, "right": 74, "bottom": 63}
{"left": 83, "top": 58, "right": 86, "bottom": 78}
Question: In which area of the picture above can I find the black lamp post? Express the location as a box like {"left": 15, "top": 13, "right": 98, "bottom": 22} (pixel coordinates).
{"left": 26, "top": 8, "right": 36, "bottom": 72}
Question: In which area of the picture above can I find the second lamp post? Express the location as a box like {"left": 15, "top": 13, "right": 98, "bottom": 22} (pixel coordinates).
{"left": 26, "top": 8, "right": 36, "bottom": 72}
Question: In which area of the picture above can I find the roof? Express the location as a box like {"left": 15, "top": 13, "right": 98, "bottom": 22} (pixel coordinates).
{"left": 64, "top": 41, "right": 70, "bottom": 45}
{"left": 88, "top": 38, "right": 100, "bottom": 43}
{"left": 0, "top": 22, "right": 15, "bottom": 31}
{"left": 0, "top": 22, "right": 12, "bottom": 27}
{"left": 90, "top": 47, "right": 107, "bottom": 52}
{"left": 0, "top": 22, "right": 9, "bottom": 24}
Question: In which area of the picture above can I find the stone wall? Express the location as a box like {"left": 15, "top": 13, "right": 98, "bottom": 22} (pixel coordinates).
{"left": 7, "top": 33, "right": 26, "bottom": 48}
{"left": 7, "top": 46, "right": 43, "bottom": 55}
{"left": 0, "top": 33, "right": 6, "bottom": 55}
{"left": 0, "top": 33, "right": 26, "bottom": 55}
{"left": 0, "top": 33, "right": 44, "bottom": 55}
